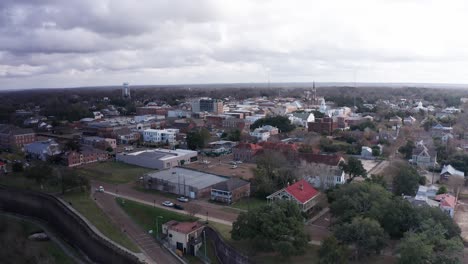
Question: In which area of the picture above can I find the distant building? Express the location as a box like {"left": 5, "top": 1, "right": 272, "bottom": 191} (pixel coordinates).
{"left": 162, "top": 221, "right": 204, "bottom": 256}
{"left": 24, "top": 139, "right": 61, "bottom": 161}
{"left": 232, "top": 143, "right": 262, "bottom": 162}
{"left": 0, "top": 124, "right": 36, "bottom": 149}
{"left": 82, "top": 136, "right": 116, "bottom": 150}
{"left": 191, "top": 98, "right": 223, "bottom": 114}
{"left": 361, "top": 146, "right": 373, "bottom": 158}
{"left": 249, "top": 125, "right": 279, "bottom": 142}
{"left": 210, "top": 178, "right": 251, "bottom": 205}
{"left": 308, "top": 117, "right": 337, "bottom": 135}
{"left": 411, "top": 141, "right": 437, "bottom": 168}
{"left": 116, "top": 149, "right": 197, "bottom": 170}
{"left": 142, "top": 129, "right": 179, "bottom": 144}
{"left": 403, "top": 116, "right": 416, "bottom": 126}
{"left": 66, "top": 146, "right": 109, "bottom": 167}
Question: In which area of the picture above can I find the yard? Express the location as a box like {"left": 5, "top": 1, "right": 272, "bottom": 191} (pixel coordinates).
{"left": 75, "top": 161, "right": 153, "bottom": 184}
{"left": 230, "top": 197, "right": 267, "bottom": 211}
{"left": 62, "top": 192, "right": 140, "bottom": 252}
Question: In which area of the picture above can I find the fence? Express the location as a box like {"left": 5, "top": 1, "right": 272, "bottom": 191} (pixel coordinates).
{"left": 203, "top": 226, "right": 250, "bottom": 264}
{"left": 0, "top": 185, "right": 144, "bottom": 264}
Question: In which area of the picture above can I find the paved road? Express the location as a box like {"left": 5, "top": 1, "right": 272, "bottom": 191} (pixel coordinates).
{"left": 93, "top": 191, "right": 180, "bottom": 264}
{"left": 92, "top": 180, "right": 239, "bottom": 225}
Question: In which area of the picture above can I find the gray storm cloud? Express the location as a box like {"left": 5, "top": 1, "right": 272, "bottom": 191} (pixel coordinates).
{"left": 1, "top": 0, "right": 468, "bottom": 89}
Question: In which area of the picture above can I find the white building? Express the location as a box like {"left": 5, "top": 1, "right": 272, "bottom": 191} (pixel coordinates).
{"left": 162, "top": 221, "right": 205, "bottom": 256}
{"left": 116, "top": 148, "right": 197, "bottom": 170}
{"left": 143, "top": 129, "right": 179, "bottom": 144}
{"left": 361, "top": 146, "right": 373, "bottom": 158}
{"left": 250, "top": 125, "right": 279, "bottom": 142}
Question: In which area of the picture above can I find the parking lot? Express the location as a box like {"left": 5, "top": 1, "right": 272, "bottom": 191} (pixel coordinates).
{"left": 184, "top": 153, "right": 256, "bottom": 180}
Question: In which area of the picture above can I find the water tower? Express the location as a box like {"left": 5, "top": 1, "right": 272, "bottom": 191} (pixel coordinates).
{"left": 122, "top": 82, "right": 131, "bottom": 99}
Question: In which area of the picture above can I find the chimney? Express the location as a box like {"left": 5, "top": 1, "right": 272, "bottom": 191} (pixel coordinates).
{"left": 300, "top": 183, "right": 303, "bottom": 190}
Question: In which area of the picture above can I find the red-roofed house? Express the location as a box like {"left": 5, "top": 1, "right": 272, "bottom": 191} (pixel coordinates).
{"left": 162, "top": 221, "right": 205, "bottom": 256}
{"left": 266, "top": 179, "right": 321, "bottom": 213}
{"left": 435, "top": 193, "right": 456, "bottom": 218}
{"left": 233, "top": 143, "right": 263, "bottom": 162}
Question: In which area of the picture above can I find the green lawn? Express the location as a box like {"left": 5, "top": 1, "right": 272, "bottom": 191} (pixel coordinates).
{"left": 75, "top": 161, "right": 153, "bottom": 184}
{"left": 230, "top": 197, "right": 267, "bottom": 211}
{"left": 62, "top": 192, "right": 140, "bottom": 252}
{"left": 116, "top": 197, "right": 197, "bottom": 237}
{"left": 0, "top": 215, "right": 74, "bottom": 264}
{"left": 207, "top": 221, "right": 231, "bottom": 241}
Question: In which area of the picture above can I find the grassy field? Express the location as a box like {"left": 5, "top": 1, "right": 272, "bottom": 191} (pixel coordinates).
{"left": 230, "top": 197, "right": 267, "bottom": 211}
{"left": 75, "top": 161, "right": 153, "bottom": 184}
{"left": 0, "top": 215, "right": 74, "bottom": 264}
{"left": 62, "top": 192, "right": 140, "bottom": 252}
{"left": 116, "top": 197, "right": 197, "bottom": 237}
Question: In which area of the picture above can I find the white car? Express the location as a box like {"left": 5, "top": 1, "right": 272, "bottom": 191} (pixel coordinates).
{"left": 177, "top": 197, "right": 189, "bottom": 203}
{"left": 97, "top": 186, "right": 104, "bottom": 192}
{"left": 162, "top": 201, "right": 174, "bottom": 207}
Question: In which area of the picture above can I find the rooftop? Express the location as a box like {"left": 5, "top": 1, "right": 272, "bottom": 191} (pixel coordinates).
{"left": 146, "top": 167, "right": 227, "bottom": 190}
{"left": 211, "top": 178, "right": 250, "bottom": 192}
{"left": 165, "top": 221, "right": 204, "bottom": 234}
{"left": 285, "top": 179, "right": 319, "bottom": 203}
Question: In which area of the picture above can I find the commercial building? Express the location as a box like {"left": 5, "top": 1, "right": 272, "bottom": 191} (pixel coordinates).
{"left": 66, "top": 146, "right": 109, "bottom": 167}
{"left": 210, "top": 178, "right": 250, "bottom": 204}
{"left": 142, "top": 129, "right": 179, "bottom": 144}
{"left": 143, "top": 167, "right": 227, "bottom": 198}
{"left": 82, "top": 136, "right": 117, "bottom": 150}
{"left": 308, "top": 117, "right": 337, "bottom": 135}
{"left": 116, "top": 149, "right": 198, "bottom": 170}
{"left": 0, "top": 124, "right": 36, "bottom": 149}
{"left": 191, "top": 98, "right": 223, "bottom": 114}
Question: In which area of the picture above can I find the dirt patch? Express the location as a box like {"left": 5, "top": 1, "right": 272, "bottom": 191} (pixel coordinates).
{"left": 184, "top": 154, "right": 255, "bottom": 180}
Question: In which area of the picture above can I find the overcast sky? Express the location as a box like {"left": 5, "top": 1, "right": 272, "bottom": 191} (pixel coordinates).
{"left": 1, "top": 0, "right": 468, "bottom": 89}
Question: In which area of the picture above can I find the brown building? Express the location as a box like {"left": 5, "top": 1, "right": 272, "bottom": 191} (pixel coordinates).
{"left": 0, "top": 124, "right": 36, "bottom": 149}
{"left": 232, "top": 143, "right": 263, "bottom": 162}
{"left": 136, "top": 106, "right": 169, "bottom": 116}
{"left": 308, "top": 117, "right": 337, "bottom": 135}
{"left": 66, "top": 146, "right": 109, "bottom": 167}
{"left": 222, "top": 118, "right": 247, "bottom": 131}
{"left": 210, "top": 178, "right": 251, "bottom": 204}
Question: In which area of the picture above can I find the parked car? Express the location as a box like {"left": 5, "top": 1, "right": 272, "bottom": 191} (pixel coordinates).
{"left": 173, "top": 204, "right": 184, "bottom": 210}
{"left": 162, "top": 201, "right": 174, "bottom": 207}
{"left": 236, "top": 161, "right": 243, "bottom": 164}
{"left": 177, "top": 196, "right": 189, "bottom": 203}
{"left": 231, "top": 165, "right": 237, "bottom": 169}
{"left": 96, "top": 186, "right": 104, "bottom": 192}
{"left": 229, "top": 161, "right": 237, "bottom": 165}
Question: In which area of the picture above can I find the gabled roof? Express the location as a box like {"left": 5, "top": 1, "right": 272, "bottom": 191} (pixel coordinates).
{"left": 440, "top": 165, "right": 464, "bottom": 177}
{"left": 285, "top": 179, "right": 319, "bottom": 203}
{"left": 435, "top": 193, "right": 456, "bottom": 208}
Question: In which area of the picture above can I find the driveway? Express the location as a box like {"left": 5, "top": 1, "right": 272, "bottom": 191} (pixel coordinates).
{"left": 93, "top": 191, "right": 180, "bottom": 264}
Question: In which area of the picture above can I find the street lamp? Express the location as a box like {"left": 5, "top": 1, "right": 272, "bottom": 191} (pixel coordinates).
{"left": 203, "top": 230, "right": 207, "bottom": 259}
{"left": 156, "top": 216, "right": 163, "bottom": 240}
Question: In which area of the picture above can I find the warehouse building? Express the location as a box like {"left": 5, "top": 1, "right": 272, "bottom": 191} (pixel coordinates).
{"left": 143, "top": 167, "right": 227, "bottom": 199}
{"left": 116, "top": 148, "right": 197, "bottom": 169}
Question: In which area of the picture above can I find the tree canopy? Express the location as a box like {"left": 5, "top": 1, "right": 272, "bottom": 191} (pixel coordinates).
{"left": 231, "top": 201, "right": 308, "bottom": 257}
{"left": 186, "top": 128, "right": 211, "bottom": 150}
{"left": 250, "top": 116, "right": 295, "bottom": 133}
{"left": 392, "top": 164, "right": 421, "bottom": 196}
{"left": 339, "top": 157, "right": 367, "bottom": 181}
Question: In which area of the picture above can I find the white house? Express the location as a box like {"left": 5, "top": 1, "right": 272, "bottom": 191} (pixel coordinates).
{"left": 143, "top": 129, "right": 179, "bottom": 144}
{"left": 162, "top": 221, "right": 205, "bottom": 256}
{"left": 249, "top": 125, "right": 279, "bottom": 142}
{"left": 361, "top": 146, "right": 373, "bottom": 158}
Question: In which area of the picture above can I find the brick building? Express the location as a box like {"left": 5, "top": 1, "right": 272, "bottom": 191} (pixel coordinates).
{"left": 210, "top": 178, "right": 251, "bottom": 204}
{"left": 0, "top": 124, "right": 36, "bottom": 149}
{"left": 66, "top": 146, "right": 109, "bottom": 167}
{"left": 232, "top": 143, "right": 263, "bottom": 162}
{"left": 308, "top": 117, "right": 337, "bottom": 135}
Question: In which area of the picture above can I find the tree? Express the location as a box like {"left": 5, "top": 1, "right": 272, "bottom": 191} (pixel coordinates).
{"left": 372, "top": 146, "right": 380, "bottom": 157}
{"left": 392, "top": 165, "right": 420, "bottom": 196}
{"left": 64, "top": 139, "right": 81, "bottom": 152}
{"left": 24, "top": 162, "right": 52, "bottom": 184}
{"left": 227, "top": 129, "right": 241, "bottom": 141}
{"left": 12, "top": 162, "right": 23, "bottom": 172}
{"left": 252, "top": 152, "right": 297, "bottom": 197}
{"left": 250, "top": 116, "right": 295, "bottom": 133}
{"left": 380, "top": 197, "right": 419, "bottom": 239}
{"left": 365, "top": 174, "right": 387, "bottom": 189}
{"left": 398, "top": 140, "right": 415, "bottom": 160}
{"left": 57, "top": 168, "right": 90, "bottom": 194}
{"left": 231, "top": 201, "right": 308, "bottom": 257}
{"left": 340, "top": 157, "right": 367, "bottom": 181}
{"left": 329, "top": 183, "right": 392, "bottom": 224}
{"left": 186, "top": 128, "right": 210, "bottom": 150}
{"left": 397, "top": 232, "right": 433, "bottom": 264}
{"left": 335, "top": 217, "right": 387, "bottom": 259}
{"left": 437, "top": 186, "right": 448, "bottom": 195}
{"left": 319, "top": 236, "right": 349, "bottom": 264}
